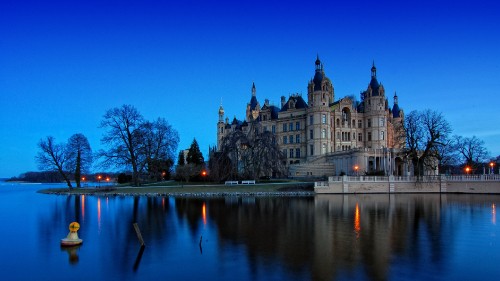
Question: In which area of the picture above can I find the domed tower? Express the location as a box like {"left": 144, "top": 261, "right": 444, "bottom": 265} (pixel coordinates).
{"left": 391, "top": 92, "right": 405, "bottom": 149}
{"left": 306, "top": 55, "right": 334, "bottom": 158}
{"left": 217, "top": 102, "right": 226, "bottom": 151}
{"left": 362, "top": 62, "right": 388, "bottom": 149}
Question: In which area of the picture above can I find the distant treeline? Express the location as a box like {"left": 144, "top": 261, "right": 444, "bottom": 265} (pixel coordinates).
{"left": 7, "top": 171, "right": 126, "bottom": 183}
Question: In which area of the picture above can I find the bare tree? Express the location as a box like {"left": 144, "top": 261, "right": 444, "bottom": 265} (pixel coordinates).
{"left": 216, "top": 122, "right": 286, "bottom": 180}
{"left": 35, "top": 136, "right": 72, "bottom": 188}
{"left": 404, "top": 110, "right": 452, "bottom": 176}
{"left": 138, "top": 118, "right": 179, "bottom": 181}
{"left": 99, "top": 105, "right": 144, "bottom": 186}
{"left": 453, "top": 135, "right": 489, "bottom": 169}
{"left": 65, "top": 133, "right": 92, "bottom": 187}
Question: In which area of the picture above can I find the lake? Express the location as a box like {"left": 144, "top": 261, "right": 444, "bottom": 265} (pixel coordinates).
{"left": 1, "top": 181, "right": 499, "bottom": 280}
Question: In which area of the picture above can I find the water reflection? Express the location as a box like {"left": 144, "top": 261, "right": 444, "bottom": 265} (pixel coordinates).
{"left": 33, "top": 193, "right": 500, "bottom": 280}
{"left": 60, "top": 245, "right": 81, "bottom": 265}
{"left": 493, "top": 203, "right": 496, "bottom": 225}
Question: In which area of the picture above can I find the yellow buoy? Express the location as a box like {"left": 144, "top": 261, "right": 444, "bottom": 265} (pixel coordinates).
{"left": 61, "top": 222, "right": 83, "bottom": 247}
{"left": 69, "top": 222, "right": 80, "bottom": 232}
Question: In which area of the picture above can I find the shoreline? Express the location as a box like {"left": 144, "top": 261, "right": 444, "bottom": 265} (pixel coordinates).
{"left": 37, "top": 182, "right": 316, "bottom": 197}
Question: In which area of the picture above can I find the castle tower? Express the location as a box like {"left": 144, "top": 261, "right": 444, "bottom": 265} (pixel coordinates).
{"left": 246, "top": 82, "right": 261, "bottom": 122}
{"left": 217, "top": 102, "right": 225, "bottom": 150}
{"left": 306, "top": 56, "right": 334, "bottom": 159}
{"left": 363, "top": 62, "right": 387, "bottom": 149}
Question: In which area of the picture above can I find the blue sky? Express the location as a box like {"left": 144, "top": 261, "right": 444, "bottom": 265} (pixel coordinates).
{"left": 1, "top": 0, "right": 499, "bottom": 178}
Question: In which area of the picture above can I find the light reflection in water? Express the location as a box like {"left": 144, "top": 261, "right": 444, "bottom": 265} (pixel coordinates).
{"left": 81, "top": 195, "right": 85, "bottom": 221}
{"left": 354, "top": 202, "right": 361, "bottom": 238}
{"left": 202, "top": 202, "right": 207, "bottom": 225}
{"left": 97, "top": 197, "right": 101, "bottom": 233}
{"left": 493, "top": 203, "right": 496, "bottom": 225}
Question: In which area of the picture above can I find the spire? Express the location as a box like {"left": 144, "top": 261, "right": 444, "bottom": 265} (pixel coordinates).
{"left": 315, "top": 54, "right": 322, "bottom": 70}
{"left": 371, "top": 60, "right": 377, "bottom": 78}
{"left": 218, "top": 98, "right": 224, "bottom": 122}
{"left": 251, "top": 82, "right": 256, "bottom": 97}
{"left": 394, "top": 92, "right": 398, "bottom": 104}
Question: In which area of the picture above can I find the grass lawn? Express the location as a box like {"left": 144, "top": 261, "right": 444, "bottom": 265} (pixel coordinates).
{"left": 37, "top": 181, "right": 315, "bottom": 196}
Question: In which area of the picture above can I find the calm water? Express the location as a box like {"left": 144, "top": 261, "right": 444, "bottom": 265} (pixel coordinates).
{"left": 0, "top": 181, "right": 499, "bottom": 281}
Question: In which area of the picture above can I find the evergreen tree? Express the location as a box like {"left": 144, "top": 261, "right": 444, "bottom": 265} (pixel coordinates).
{"left": 177, "top": 151, "right": 185, "bottom": 166}
{"left": 187, "top": 138, "right": 204, "bottom": 165}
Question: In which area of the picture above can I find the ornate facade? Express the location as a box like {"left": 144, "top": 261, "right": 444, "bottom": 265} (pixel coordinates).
{"left": 217, "top": 57, "right": 407, "bottom": 177}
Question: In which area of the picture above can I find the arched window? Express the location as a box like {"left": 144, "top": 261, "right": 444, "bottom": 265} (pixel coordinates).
{"left": 321, "top": 129, "right": 326, "bottom": 138}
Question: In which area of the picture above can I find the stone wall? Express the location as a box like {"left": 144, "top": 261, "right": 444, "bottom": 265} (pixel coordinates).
{"left": 315, "top": 175, "right": 500, "bottom": 194}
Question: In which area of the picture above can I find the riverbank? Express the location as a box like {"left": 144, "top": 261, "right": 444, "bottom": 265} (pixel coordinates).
{"left": 37, "top": 182, "right": 315, "bottom": 197}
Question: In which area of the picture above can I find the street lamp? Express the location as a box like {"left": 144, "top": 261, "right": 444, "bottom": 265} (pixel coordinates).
{"left": 354, "top": 165, "right": 359, "bottom": 176}
{"left": 97, "top": 175, "right": 102, "bottom": 188}
{"left": 490, "top": 162, "right": 495, "bottom": 174}
{"left": 465, "top": 167, "right": 471, "bottom": 175}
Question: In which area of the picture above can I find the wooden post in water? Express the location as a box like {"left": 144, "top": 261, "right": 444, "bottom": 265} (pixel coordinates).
{"left": 133, "top": 223, "right": 145, "bottom": 246}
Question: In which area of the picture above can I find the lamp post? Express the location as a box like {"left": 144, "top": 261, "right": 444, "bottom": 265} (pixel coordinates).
{"left": 490, "top": 162, "right": 495, "bottom": 174}
{"left": 465, "top": 166, "right": 471, "bottom": 175}
{"left": 97, "top": 175, "right": 102, "bottom": 188}
{"left": 354, "top": 165, "right": 359, "bottom": 176}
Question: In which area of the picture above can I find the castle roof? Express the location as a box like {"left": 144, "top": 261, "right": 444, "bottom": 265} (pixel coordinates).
{"left": 280, "top": 95, "right": 308, "bottom": 112}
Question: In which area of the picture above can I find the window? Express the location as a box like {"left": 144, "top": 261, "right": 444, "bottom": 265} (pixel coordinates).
{"left": 322, "top": 143, "right": 326, "bottom": 154}
{"left": 310, "top": 130, "right": 313, "bottom": 139}
{"left": 296, "top": 134, "right": 300, "bottom": 143}
{"left": 283, "top": 123, "right": 287, "bottom": 132}
{"left": 309, "top": 115, "right": 314, "bottom": 125}
{"left": 310, "top": 145, "right": 314, "bottom": 156}
{"left": 296, "top": 122, "right": 300, "bottom": 130}
{"left": 336, "top": 118, "right": 340, "bottom": 127}
{"left": 289, "top": 135, "right": 294, "bottom": 144}
{"left": 263, "top": 115, "right": 267, "bottom": 121}
{"left": 352, "top": 119, "right": 355, "bottom": 127}
{"left": 368, "top": 132, "right": 372, "bottom": 141}
{"left": 272, "top": 125, "right": 276, "bottom": 133}
{"left": 283, "top": 149, "right": 287, "bottom": 158}
{"left": 289, "top": 122, "right": 293, "bottom": 131}
{"left": 358, "top": 120, "right": 362, "bottom": 128}
{"left": 272, "top": 137, "right": 276, "bottom": 144}
{"left": 322, "top": 114, "right": 326, "bottom": 124}
{"left": 367, "top": 119, "right": 371, "bottom": 128}
{"left": 283, "top": 136, "right": 288, "bottom": 144}
{"left": 381, "top": 131, "right": 385, "bottom": 140}
{"left": 289, "top": 149, "right": 294, "bottom": 158}
{"left": 321, "top": 128, "right": 326, "bottom": 138}
{"left": 380, "top": 117, "right": 385, "bottom": 127}
{"left": 295, "top": 148, "right": 300, "bottom": 158}
{"left": 358, "top": 133, "right": 362, "bottom": 142}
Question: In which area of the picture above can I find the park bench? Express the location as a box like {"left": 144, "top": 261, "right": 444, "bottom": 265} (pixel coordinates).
{"left": 225, "top": 181, "right": 239, "bottom": 185}
{"left": 241, "top": 180, "right": 255, "bottom": 184}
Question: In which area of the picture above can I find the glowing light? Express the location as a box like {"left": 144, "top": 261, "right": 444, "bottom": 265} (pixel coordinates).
{"left": 354, "top": 203, "right": 361, "bottom": 238}
{"left": 202, "top": 202, "right": 207, "bottom": 225}
{"left": 465, "top": 166, "right": 471, "bottom": 174}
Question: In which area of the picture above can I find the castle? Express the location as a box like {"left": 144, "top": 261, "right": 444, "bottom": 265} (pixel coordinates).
{"left": 217, "top": 57, "right": 408, "bottom": 177}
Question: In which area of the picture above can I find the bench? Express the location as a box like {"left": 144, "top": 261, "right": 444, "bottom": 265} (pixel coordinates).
{"left": 225, "top": 181, "right": 239, "bottom": 185}
{"left": 241, "top": 180, "right": 255, "bottom": 184}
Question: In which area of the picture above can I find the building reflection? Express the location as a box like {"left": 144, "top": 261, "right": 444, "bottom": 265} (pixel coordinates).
{"left": 39, "top": 193, "right": 500, "bottom": 280}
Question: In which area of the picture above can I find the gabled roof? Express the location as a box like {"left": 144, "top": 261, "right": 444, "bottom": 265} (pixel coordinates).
{"left": 280, "top": 95, "right": 308, "bottom": 112}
